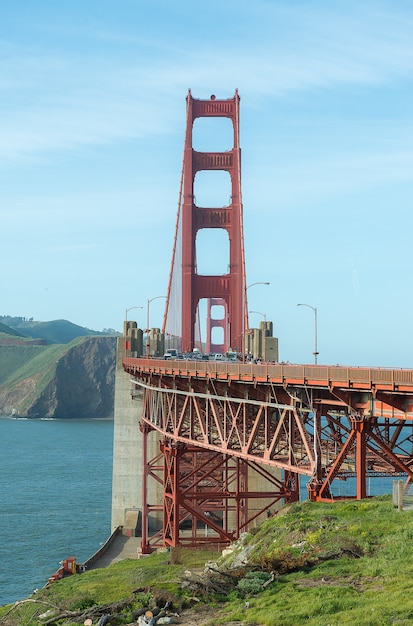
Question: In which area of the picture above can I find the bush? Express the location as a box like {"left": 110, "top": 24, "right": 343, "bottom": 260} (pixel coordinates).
{"left": 70, "top": 593, "right": 96, "bottom": 611}
{"left": 237, "top": 571, "right": 272, "bottom": 595}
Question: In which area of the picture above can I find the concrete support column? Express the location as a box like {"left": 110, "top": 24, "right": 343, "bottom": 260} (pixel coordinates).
{"left": 112, "top": 337, "right": 164, "bottom": 536}
{"left": 111, "top": 337, "right": 143, "bottom": 533}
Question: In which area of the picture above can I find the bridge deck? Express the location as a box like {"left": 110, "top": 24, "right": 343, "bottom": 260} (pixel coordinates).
{"left": 124, "top": 358, "right": 413, "bottom": 394}
{"left": 122, "top": 355, "right": 413, "bottom": 548}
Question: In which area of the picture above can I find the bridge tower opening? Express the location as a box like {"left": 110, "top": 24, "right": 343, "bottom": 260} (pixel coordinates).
{"left": 163, "top": 90, "right": 247, "bottom": 354}
{"left": 205, "top": 298, "right": 228, "bottom": 355}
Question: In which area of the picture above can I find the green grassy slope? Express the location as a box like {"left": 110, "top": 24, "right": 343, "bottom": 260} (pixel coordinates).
{"left": 0, "top": 340, "right": 84, "bottom": 387}
{"left": 2, "top": 496, "right": 413, "bottom": 625}
{"left": 0, "top": 338, "right": 86, "bottom": 415}
{"left": 5, "top": 319, "right": 114, "bottom": 344}
{"left": 0, "top": 317, "right": 118, "bottom": 416}
{"left": 0, "top": 321, "right": 24, "bottom": 337}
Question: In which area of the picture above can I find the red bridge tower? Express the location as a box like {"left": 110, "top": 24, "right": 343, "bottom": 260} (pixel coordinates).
{"left": 164, "top": 90, "right": 247, "bottom": 354}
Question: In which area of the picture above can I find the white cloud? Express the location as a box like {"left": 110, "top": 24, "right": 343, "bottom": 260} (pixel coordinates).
{"left": 0, "top": 1, "right": 411, "bottom": 165}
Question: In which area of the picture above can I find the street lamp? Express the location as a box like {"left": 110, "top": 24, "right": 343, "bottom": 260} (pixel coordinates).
{"left": 125, "top": 306, "right": 143, "bottom": 322}
{"left": 249, "top": 310, "right": 267, "bottom": 323}
{"left": 297, "top": 303, "right": 318, "bottom": 365}
{"left": 245, "top": 282, "right": 270, "bottom": 330}
{"left": 243, "top": 282, "right": 270, "bottom": 360}
{"left": 146, "top": 295, "right": 167, "bottom": 357}
{"left": 246, "top": 281, "right": 270, "bottom": 291}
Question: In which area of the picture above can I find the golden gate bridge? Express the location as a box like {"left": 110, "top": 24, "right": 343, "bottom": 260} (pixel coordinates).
{"left": 120, "top": 90, "right": 413, "bottom": 553}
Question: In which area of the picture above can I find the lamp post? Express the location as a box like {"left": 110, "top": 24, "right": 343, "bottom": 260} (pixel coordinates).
{"left": 125, "top": 306, "right": 143, "bottom": 322}
{"left": 243, "top": 282, "right": 270, "bottom": 360}
{"left": 146, "top": 295, "right": 167, "bottom": 357}
{"left": 246, "top": 283, "right": 270, "bottom": 323}
{"left": 249, "top": 310, "right": 267, "bottom": 323}
{"left": 297, "top": 303, "right": 318, "bottom": 365}
{"left": 246, "top": 281, "right": 270, "bottom": 291}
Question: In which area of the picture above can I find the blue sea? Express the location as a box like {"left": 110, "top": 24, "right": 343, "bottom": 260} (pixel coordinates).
{"left": 0, "top": 416, "right": 113, "bottom": 606}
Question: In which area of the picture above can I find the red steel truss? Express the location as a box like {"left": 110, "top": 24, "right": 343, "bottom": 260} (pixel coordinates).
{"left": 140, "top": 434, "right": 297, "bottom": 553}
{"left": 124, "top": 358, "right": 413, "bottom": 550}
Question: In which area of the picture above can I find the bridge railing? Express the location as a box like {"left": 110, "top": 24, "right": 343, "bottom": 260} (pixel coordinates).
{"left": 123, "top": 358, "right": 413, "bottom": 392}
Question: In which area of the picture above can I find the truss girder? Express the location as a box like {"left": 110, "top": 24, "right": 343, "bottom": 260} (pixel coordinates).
{"left": 136, "top": 376, "right": 315, "bottom": 477}
{"left": 140, "top": 438, "right": 291, "bottom": 552}
{"left": 129, "top": 363, "right": 413, "bottom": 510}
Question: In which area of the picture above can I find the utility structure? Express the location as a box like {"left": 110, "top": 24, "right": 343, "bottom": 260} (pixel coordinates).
{"left": 163, "top": 90, "right": 247, "bottom": 355}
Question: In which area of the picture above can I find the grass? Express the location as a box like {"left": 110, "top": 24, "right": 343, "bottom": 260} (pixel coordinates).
{"left": 2, "top": 496, "right": 413, "bottom": 625}
{"left": 0, "top": 343, "right": 71, "bottom": 387}
{"left": 0, "top": 548, "right": 218, "bottom": 625}
{"left": 1, "top": 318, "right": 116, "bottom": 345}
{"left": 0, "top": 338, "right": 86, "bottom": 414}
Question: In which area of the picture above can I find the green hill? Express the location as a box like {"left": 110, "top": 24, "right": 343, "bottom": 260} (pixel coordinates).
{"left": 0, "top": 340, "right": 81, "bottom": 415}
{"left": 1, "top": 316, "right": 118, "bottom": 344}
{"left": 0, "top": 342, "right": 70, "bottom": 387}
{"left": 0, "top": 317, "right": 119, "bottom": 417}
{"left": 0, "top": 321, "right": 24, "bottom": 337}
{"left": 0, "top": 335, "right": 117, "bottom": 418}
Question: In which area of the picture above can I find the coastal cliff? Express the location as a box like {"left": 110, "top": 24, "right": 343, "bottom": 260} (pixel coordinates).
{"left": 0, "top": 336, "right": 117, "bottom": 418}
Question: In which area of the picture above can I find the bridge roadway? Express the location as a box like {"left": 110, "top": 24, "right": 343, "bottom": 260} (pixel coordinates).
{"left": 124, "top": 356, "right": 413, "bottom": 477}
{"left": 123, "top": 357, "right": 413, "bottom": 549}
{"left": 124, "top": 358, "right": 413, "bottom": 397}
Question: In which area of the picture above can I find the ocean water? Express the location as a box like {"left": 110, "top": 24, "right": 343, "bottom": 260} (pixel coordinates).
{"left": 0, "top": 416, "right": 113, "bottom": 606}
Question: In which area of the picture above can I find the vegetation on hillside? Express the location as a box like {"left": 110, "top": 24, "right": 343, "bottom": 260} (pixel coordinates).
{"left": 0, "top": 316, "right": 119, "bottom": 345}
{"left": 0, "top": 341, "right": 80, "bottom": 386}
{"left": 0, "top": 317, "right": 118, "bottom": 417}
{"left": 0, "top": 339, "right": 84, "bottom": 414}
{"left": 0, "top": 322, "right": 24, "bottom": 338}
{"left": 1, "top": 495, "right": 413, "bottom": 625}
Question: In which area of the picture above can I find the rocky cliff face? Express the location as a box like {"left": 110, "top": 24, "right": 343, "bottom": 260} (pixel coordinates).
{"left": 1, "top": 336, "right": 117, "bottom": 419}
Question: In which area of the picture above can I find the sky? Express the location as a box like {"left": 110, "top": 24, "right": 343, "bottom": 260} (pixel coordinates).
{"left": 1, "top": 0, "right": 412, "bottom": 368}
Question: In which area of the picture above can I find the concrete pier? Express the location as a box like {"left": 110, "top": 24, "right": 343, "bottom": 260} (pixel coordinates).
{"left": 111, "top": 337, "right": 143, "bottom": 532}
{"left": 111, "top": 333, "right": 163, "bottom": 536}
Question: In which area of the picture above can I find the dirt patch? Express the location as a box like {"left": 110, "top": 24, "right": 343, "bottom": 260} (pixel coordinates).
{"left": 177, "top": 605, "right": 241, "bottom": 625}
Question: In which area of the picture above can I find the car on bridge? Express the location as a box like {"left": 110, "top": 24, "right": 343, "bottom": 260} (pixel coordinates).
{"left": 163, "top": 348, "right": 178, "bottom": 360}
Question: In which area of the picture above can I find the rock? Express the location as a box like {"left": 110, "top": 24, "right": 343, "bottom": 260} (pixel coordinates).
{"left": 39, "top": 609, "right": 55, "bottom": 620}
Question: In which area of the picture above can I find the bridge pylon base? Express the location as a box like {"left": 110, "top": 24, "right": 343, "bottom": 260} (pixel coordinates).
{"left": 140, "top": 432, "right": 296, "bottom": 554}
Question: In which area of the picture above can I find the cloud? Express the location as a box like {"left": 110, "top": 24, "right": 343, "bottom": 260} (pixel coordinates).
{"left": 0, "top": 1, "right": 411, "bottom": 166}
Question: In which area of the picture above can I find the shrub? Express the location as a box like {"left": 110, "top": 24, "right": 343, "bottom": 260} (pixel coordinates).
{"left": 70, "top": 593, "right": 96, "bottom": 611}
{"left": 237, "top": 571, "right": 272, "bottom": 595}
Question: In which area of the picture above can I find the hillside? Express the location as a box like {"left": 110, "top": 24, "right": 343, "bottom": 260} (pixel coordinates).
{"left": 0, "top": 316, "right": 118, "bottom": 344}
{"left": 0, "top": 336, "right": 116, "bottom": 418}
{"left": 0, "top": 316, "right": 118, "bottom": 418}
{"left": 0, "top": 321, "right": 24, "bottom": 338}
{"left": 1, "top": 496, "right": 412, "bottom": 625}
{"left": 0, "top": 321, "right": 44, "bottom": 346}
